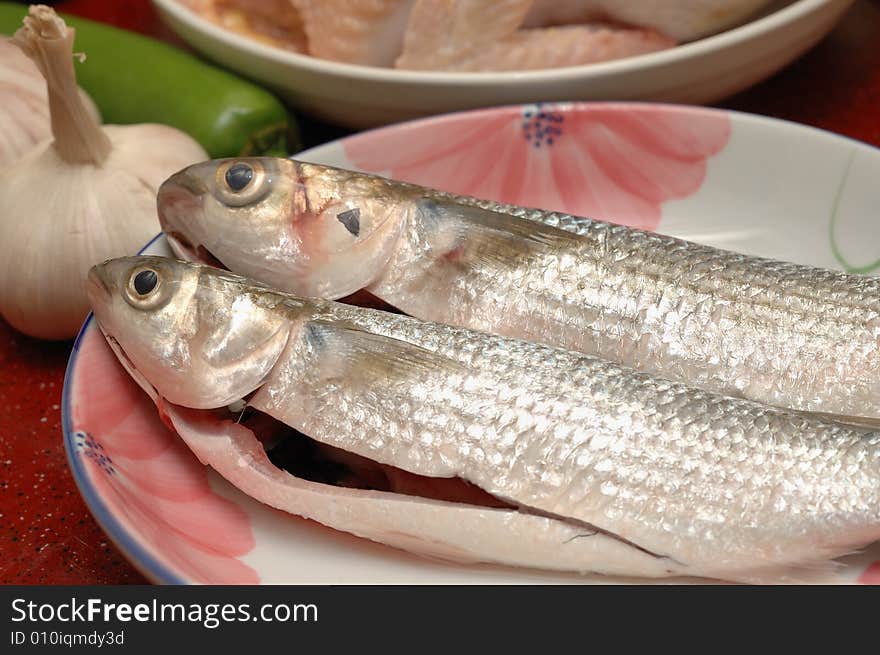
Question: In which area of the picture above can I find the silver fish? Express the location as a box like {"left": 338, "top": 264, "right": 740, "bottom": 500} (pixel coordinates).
{"left": 157, "top": 158, "right": 880, "bottom": 422}
{"left": 87, "top": 256, "right": 880, "bottom": 583}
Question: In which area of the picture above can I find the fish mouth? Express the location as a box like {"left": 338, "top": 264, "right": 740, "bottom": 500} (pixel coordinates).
{"left": 159, "top": 169, "right": 207, "bottom": 199}
{"left": 85, "top": 265, "right": 111, "bottom": 307}
{"left": 157, "top": 172, "right": 209, "bottom": 260}
{"left": 166, "top": 231, "right": 228, "bottom": 271}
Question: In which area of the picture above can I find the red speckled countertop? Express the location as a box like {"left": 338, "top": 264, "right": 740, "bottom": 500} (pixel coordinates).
{"left": 1, "top": 0, "right": 880, "bottom": 585}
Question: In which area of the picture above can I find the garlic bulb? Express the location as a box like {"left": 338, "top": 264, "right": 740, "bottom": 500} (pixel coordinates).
{"left": 0, "top": 5, "right": 207, "bottom": 340}
{"left": 0, "top": 36, "right": 100, "bottom": 168}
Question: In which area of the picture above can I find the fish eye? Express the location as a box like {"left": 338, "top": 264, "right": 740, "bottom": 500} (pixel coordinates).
{"left": 125, "top": 265, "right": 168, "bottom": 310}
{"left": 214, "top": 160, "right": 270, "bottom": 207}
{"left": 133, "top": 269, "right": 158, "bottom": 295}
{"left": 224, "top": 163, "right": 253, "bottom": 192}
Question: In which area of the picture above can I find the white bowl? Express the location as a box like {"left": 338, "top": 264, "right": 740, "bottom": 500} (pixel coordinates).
{"left": 152, "top": 0, "right": 854, "bottom": 128}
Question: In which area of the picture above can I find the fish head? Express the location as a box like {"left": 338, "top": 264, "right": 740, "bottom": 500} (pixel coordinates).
{"left": 157, "top": 157, "right": 410, "bottom": 299}
{"left": 87, "top": 256, "right": 292, "bottom": 409}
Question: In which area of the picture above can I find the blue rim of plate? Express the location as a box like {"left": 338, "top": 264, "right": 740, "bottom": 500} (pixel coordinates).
{"left": 59, "top": 102, "right": 880, "bottom": 586}
{"left": 61, "top": 233, "right": 187, "bottom": 585}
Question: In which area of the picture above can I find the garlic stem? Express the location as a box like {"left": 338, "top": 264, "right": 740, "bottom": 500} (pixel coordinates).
{"left": 11, "top": 5, "right": 111, "bottom": 165}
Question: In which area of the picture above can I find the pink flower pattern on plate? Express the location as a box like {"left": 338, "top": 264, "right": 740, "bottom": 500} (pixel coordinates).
{"left": 344, "top": 103, "right": 732, "bottom": 230}
{"left": 69, "top": 327, "right": 259, "bottom": 584}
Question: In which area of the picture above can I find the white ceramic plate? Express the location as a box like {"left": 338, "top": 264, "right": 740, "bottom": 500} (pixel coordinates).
{"left": 63, "top": 103, "right": 880, "bottom": 584}
{"left": 151, "top": 0, "right": 855, "bottom": 128}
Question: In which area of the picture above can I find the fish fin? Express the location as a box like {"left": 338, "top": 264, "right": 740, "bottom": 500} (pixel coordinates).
{"left": 302, "top": 320, "right": 467, "bottom": 386}
{"left": 453, "top": 193, "right": 598, "bottom": 231}
{"left": 789, "top": 409, "right": 880, "bottom": 431}
{"left": 248, "top": 319, "right": 468, "bottom": 476}
{"left": 420, "top": 197, "right": 578, "bottom": 269}
{"left": 705, "top": 541, "right": 868, "bottom": 584}
{"left": 723, "top": 556, "right": 852, "bottom": 585}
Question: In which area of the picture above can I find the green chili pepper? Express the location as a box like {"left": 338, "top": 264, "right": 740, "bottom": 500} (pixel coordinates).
{"left": 0, "top": 2, "right": 299, "bottom": 157}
